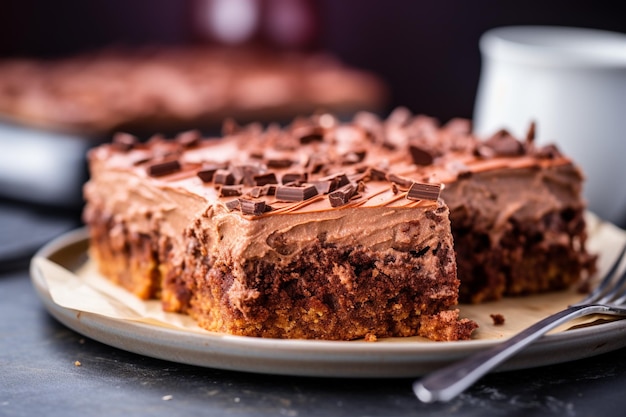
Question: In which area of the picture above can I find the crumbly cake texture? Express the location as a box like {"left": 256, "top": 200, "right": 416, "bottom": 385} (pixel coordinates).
{"left": 0, "top": 47, "right": 386, "bottom": 135}
{"left": 83, "top": 108, "right": 596, "bottom": 341}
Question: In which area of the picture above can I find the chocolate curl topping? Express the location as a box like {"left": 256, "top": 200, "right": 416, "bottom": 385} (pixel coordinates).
{"left": 406, "top": 182, "right": 442, "bottom": 202}
{"left": 275, "top": 184, "right": 318, "bottom": 202}
{"left": 147, "top": 159, "right": 181, "bottom": 177}
{"left": 329, "top": 183, "right": 358, "bottom": 207}
{"left": 387, "top": 173, "right": 413, "bottom": 189}
{"left": 408, "top": 144, "right": 434, "bottom": 166}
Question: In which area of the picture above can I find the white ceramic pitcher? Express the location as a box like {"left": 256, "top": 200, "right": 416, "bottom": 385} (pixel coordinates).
{"left": 473, "top": 26, "right": 626, "bottom": 226}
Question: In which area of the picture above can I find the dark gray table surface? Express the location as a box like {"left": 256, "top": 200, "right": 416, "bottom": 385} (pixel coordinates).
{"left": 2, "top": 205, "right": 626, "bottom": 417}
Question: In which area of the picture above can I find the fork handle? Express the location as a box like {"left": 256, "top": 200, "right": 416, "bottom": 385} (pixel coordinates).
{"left": 413, "top": 304, "right": 609, "bottom": 403}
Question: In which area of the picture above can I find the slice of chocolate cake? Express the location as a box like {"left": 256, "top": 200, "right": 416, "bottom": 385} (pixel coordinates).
{"left": 82, "top": 108, "right": 595, "bottom": 341}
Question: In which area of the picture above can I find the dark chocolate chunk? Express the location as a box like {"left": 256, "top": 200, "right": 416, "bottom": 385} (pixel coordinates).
{"left": 342, "top": 150, "right": 367, "bottom": 165}
{"left": 214, "top": 169, "right": 236, "bottom": 185}
{"left": 330, "top": 173, "right": 350, "bottom": 189}
{"left": 367, "top": 167, "right": 388, "bottom": 181}
{"left": 253, "top": 172, "right": 278, "bottom": 186}
{"left": 225, "top": 199, "right": 240, "bottom": 211}
{"left": 387, "top": 173, "right": 413, "bottom": 189}
{"left": 304, "top": 155, "right": 326, "bottom": 174}
{"left": 481, "top": 129, "right": 524, "bottom": 157}
{"left": 535, "top": 144, "right": 562, "bottom": 159}
{"left": 329, "top": 183, "right": 357, "bottom": 207}
{"left": 147, "top": 159, "right": 181, "bottom": 177}
{"left": 282, "top": 172, "right": 308, "bottom": 185}
{"left": 197, "top": 167, "right": 218, "bottom": 183}
{"left": 293, "top": 126, "right": 325, "bottom": 144}
{"left": 275, "top": 184, "right": 318, "bottom": 201}
{"left": 175, "top": 130, "right": 201, "bottom": 148}
{"left": 232, "top": 164, "right": 264, "bottom": 186}
{"left": 409, "top": 144, "right": 434, "bottom": 166}
{"left": 219, "top": 185, "right": 243, "bottom": 197}
{"left": 249, "top": 150, "right": 264, "bottom": 159}
{"left": 266, "top": 159, "right": 294, "bottom": 168}
{"left": 312, "top": 180, "right": 333, "bottom": 194}
{"left": 406, "top": 182, "right": 442, "bottom": 201}
{"left": 239, "top": 199, "right": 267, "bottom": 215}
{"left": 248, "top": 184, "right": 277, "bottom": 198}
{"left": 112, "top": 132, "right": 139, "bottom": 152}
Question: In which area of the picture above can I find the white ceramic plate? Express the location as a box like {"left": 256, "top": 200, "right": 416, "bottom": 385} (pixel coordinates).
{"left": 30, "top": 225, "right": 626, "bottom": 378}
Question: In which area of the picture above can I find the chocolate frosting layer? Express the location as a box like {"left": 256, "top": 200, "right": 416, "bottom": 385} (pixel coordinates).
{"left": 84, "top": 108, "right": 591, "bottom": 308}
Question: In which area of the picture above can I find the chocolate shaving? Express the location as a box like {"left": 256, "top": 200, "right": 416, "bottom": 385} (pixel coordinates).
{"left": 275, "top": 184, "right": 318, "bottom": 201}
{"left": 112, "top": 132, "right": 138, "bottom": 152}
{"left": 525, "top": 121, "right": 536, "bottom": 144}
{"left": 239, "top": 199, "right": 267, "bottom": 215}
{"left": 406, "top": 182, "right": 442, "bottom": 201}
{"left": 409, "top": 144, "right": 434, "bottom": 166}
{"left": 219, "top": 185, "right": 243, "bottom": 197}
{"left": 176, "top": 130, "right": 201, "bottom": 148}
{"left": 329, "top": 183, "right": 357, "bottom": 207}
{"left": 147, "top": 159, "right": 181, "bottom": 177}
{"left": 387, "top": 173, "right": 413, "bottom": 189}
{"left": 214, "top": 169, "right": 236, "bottom": 185}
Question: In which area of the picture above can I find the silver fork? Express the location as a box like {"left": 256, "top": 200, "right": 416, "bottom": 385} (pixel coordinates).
{"left": 414, "top": 243, "right": 626, "bottom": 403}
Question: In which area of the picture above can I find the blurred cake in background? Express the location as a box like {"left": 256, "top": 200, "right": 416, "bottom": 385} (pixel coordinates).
{"left": 0, "top": 46, "right": 388, "bottom": 136}
{"left": 0, "top": 45, "right": 387, "bottom": 209}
